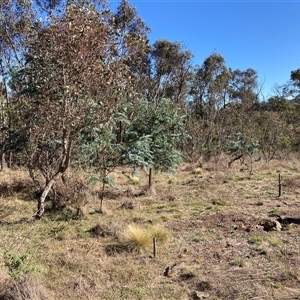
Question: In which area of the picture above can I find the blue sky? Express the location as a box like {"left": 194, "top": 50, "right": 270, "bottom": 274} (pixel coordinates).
{"left": 110, "top": 1, "right": 300, "bottom": 98}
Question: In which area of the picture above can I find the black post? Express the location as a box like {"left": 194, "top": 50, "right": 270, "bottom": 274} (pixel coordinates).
{"left": 278, "top": 172, "right": 282, "bottom": 197}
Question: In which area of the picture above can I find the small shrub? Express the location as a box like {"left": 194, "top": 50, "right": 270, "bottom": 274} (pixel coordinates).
{"left": 121, "top": 225, "right": 152, "bottom": 253}
{"left": 50, "top": 175, "right": 89, "bottom": 214}
{"left": 4, "top": 252, "right": 32, "bottom": 280}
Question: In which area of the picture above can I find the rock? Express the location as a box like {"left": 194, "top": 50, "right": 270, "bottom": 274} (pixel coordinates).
{"left": 163, "top": 263, "right": 177, "bottom": 277}
{"left": 260, "top": 218, "right": 282, "bottom": 231}
{"left": 191, "top": 291, "right": 210, "bottom": 299}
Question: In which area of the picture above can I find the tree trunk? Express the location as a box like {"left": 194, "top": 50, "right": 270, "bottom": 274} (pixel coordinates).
{"left": 117, "top": 121, "right": 123, "bottom": 143}
{"left": 35, "top": 171, "right": 63, "bottom": 219}
{"left": 1, "top": 152, "right": 7, "bottom": 171}
{"left": 99, "top": 181, "right": 105, "bottom": 213}
{"left": 148, "top": 168, "right": 157, "bottom": 195}
{"left": 35, "top": 129, "right": 72, "bottom": 219}
{"left": 228, "top": 154, "right": 243, "bottom": 168}
{"left": 8, "top": 152, "right": 12, "bottom": 168}
{"left": 148, "top": 167, "right": 152, "bottom": 188}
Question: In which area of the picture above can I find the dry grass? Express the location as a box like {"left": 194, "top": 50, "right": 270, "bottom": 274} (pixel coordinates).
{"left": 120, "top": 224, "right": 152, "bottom": 253}
{"left": 150, "top": 223, "right": 169, "bottom": 242}
{"left": 0, "top": 276, "right": 49, "bottom": 300}
{"left": 129, "top": 175, "right": 141, "bottom": 185}
{"left": 1, "top": 157, "right": 300, "bottom": 299}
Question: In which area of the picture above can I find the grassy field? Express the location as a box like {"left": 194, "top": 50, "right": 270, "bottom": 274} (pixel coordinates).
{"left": 1, "top": 155, "right": 300, "bottom": 299}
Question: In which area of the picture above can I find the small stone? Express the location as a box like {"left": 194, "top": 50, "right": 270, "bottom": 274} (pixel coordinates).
{"left": 260, "top": 219, "right": 282, "bottom": 231}
{"left": 191, "top": 291, "right": 210, "bottom": 299}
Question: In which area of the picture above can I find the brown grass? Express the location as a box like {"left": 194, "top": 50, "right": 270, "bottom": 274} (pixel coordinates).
{"left": 0, "top": 276, "right": 49, "bottom": 300}
{"left": 1, "top": 157, "right": 300, "bottom": 299}
{"left": 120, "top": 224, "right": 152, "bottom": 253}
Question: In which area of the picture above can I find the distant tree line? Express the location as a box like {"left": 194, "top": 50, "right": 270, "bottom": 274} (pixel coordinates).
{"left": 1, "top": 0, "right": 300, "bottom": 217}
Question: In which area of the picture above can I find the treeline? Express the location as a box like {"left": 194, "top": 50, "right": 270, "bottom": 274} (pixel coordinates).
{"left": 1, "top": 0, "right": 300, "bottom": 217}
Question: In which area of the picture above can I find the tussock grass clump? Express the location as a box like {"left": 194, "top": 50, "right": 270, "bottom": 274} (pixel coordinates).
{"left": 151, "top": 224, "right": 169, "bottom": 242}
{"left": 129, "top": 175, "right": 141, "bottom": 185}
{"left": 119, "top": 224, "right": 169, "bottom": 253}
{"left": 121, "top": 224, "right": 152, "bottom": 253}
{"left": 192, "top": 167, "right": 205, "bottom": 175}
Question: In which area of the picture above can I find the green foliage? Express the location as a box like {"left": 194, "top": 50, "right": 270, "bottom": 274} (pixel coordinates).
{"left": 4, "top": 251, "right": 33, "bottom": 279}
{"left": 3, "top": 1, "right": 150, "bottom": 217}
{"left": 2, "top": 128, "right": 28, "bottom": 153}
{"left": 75, "top": 103, "right": 134, "bottom": 171}
{"left": 148, "top": 40, "right": 193, "bottom": 104}
{"left": 227, "top": 132, "right": 260, "bottom": 171}
{"left": 122, "top": 135, "right": 153, "bottom": 170}
{"left": 124, "top": 100, "right": 187, "bottom": 175}
{"left": 291, "top": 68, "right": 300, "bottom": 88}
{"left": 228, "top": 132, "right": 259, "bottom": 156}
{"left": 102, "top": 176, "right": 122, "bottom": 192}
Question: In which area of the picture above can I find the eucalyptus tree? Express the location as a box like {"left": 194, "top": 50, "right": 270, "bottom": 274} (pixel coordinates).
{"left": 111, "top": 0, "right": 151, "bottom": 142}
{"left": 147, "top": 40, "right": 193, "bottom": 105}
{"left": 289, "top": 67, "right": 300, "bottom": 102}
{"left": 224, "top": 68, "right": 265, "bottom": 149}
{"left": 190, "top": 53, "right": 231, "bottom": 115}
{"left": 227, "top": 132, "right": 259, "bottom": 173}
{"left": 74, "top": 104, "right": 133, "bottom": 213}
{"left": 113, "top": 0, "right": 151, "bottom": 81}
{"left": 12, "top": 3, "right": 146, "bottom": 218}
{"left": 291, "top": 68, "right": 300, "bottom": 88}
{"left": 229, "top": 68, "right": 260, "bottom": 109}
{"left": 112, "top": 3, "right": 193, "bottom": 109}
{"left": 188, "top": 53, "right": 231, "bottom": 156}
{"left": 0, "top": 0, "right": 38, "bottom": 169}
{"left": 123, "top": 100, "right": 187, "bottom": 189}
{"left": 0, "top": 0, "right": 35, "bottom": 67}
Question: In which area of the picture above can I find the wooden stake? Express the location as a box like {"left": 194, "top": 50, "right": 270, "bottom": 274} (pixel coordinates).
{"left": 153, "top": 238, "right": 157, "bottom": 258}
{"left": 278, "top": 172, "right": 282, "bottom": 197}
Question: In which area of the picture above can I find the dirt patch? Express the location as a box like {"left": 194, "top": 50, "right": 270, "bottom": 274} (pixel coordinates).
{"left": 200, "top": 212, "right": 281, "bottom": 232}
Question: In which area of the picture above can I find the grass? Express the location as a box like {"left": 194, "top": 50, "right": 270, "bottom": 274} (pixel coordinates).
{"left": 120, "top": 224, "right": 152, "bottom": 253}
{"left": 1, "top": 157, "right": 300, "bottom": 299}
{"left": 192, "top": 167, "right": 205, "bottom": 175}
{"left": 249, "top": 235, "right": 263, "bottom": 244}
{"left": 0, "top": 275, "right": 48, "bottom": 300}
{"left": 150, "top": 224, "right": 169, "bottom": 242}
{"left": 129, "top": 175, "right": 141, "bottom": 185}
